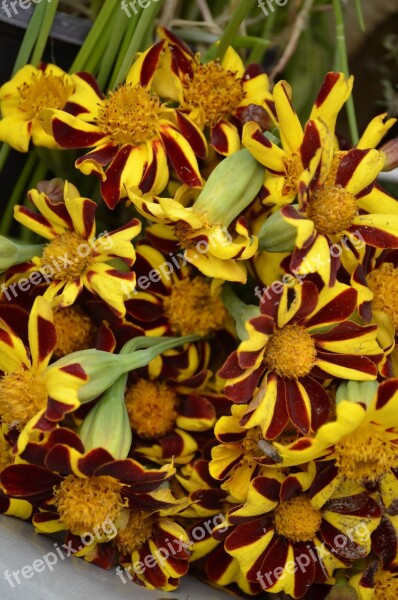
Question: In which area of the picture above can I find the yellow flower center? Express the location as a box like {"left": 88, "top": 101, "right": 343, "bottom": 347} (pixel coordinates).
{"left": 163, "top": 277, "right": 227, "bottom": 336}
{"left": 367, "top": 263, "right": 398, "bottom": 331}
{"left": 96, "top": 83, "right": 164, "bottom": 145}
{"left": 324, "top": 151, "right": 345, "bottom": 186}
{"left": 0, "top": 366, "right": 47, "bottom": 429}
{"left": 374, "top": 569, "right": 398, "bottom": 600}
{"left": 18, "top": 72, "right": 73, "bottom": 119}
{"left": 41, "top": 232, "right": 93, "bottom": 281}
{"left": 182, "top": 61, "right": 245, "bottom": 127}
{"left": 283, "top": 152, "right": 303, "bottom": 196}
{"left": 116, "top": 509, "right": 154, "bottom": 553}
{"left": 334, "top": 425, "right": 398, "bottom": 482}
{"left": 54, "top": 475, "right": 126, "bottom": 536}
{"left": 53, "top": 306, "right": 96, "bottom": 358}
{"left": 274, "top": 496, "right": 322, "bottom": 542}
{"left": 241, "top": 426, "right": 264, "bottom": 465}
{"left": 264, "top": 325, "right": 316, "bottom": 379}
{"left": 307, "top": 185, "right": 358, "bottom": 237}
{"left": 124, "top": 379, "right": 179, "bottom": 439}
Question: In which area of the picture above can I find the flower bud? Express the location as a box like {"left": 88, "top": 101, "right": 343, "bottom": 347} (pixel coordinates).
{"left": 336, "top": 380, "right": 378, "bottom": 408}
{"left": 0, "top": 236, "right": 43, "bottom": 273}
{"left": 325, "top": 583, "right": 359, "bottom": 600}
{"left": 258, "top": 208, "right": 297, "bottom": 252}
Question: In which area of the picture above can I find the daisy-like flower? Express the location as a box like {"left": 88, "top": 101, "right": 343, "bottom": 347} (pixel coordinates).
{"left": 271, "top": 379, "right": 398, "bottom": 480}
{"left": 0, "top": 296, "right": 87, "bottom": 451}
{"left": 39, "top": 42, "right": 202, "bottom": 208}
{"left": 350, "top": 562, "right": 398, "bottom": 600}
{"left": 9, "top": 181, "right": 141, "bottom": 317}
{"left": 218, "top": 465, "right": 382, "bottom": 599}
{"left": 242, "top": 72, "right": 354, "bottom": 205}
{"left": 0, "top": 63, "right": 75, "bottom": 152}
{"left": 1, "top": 427, "right": 190, "bottom": 590}
{"left": 155, "top": 28, "right": 276, "bottom": 156}
{"left": 219, "top": 281, "right": 383, "bottom": 439}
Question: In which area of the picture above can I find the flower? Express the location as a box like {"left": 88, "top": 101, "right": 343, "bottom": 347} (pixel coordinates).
{"left": 271, "top": 379, "right": 398, "bottom": 481}
{"left": 219, "top": 281, "right": 383, "bottom": 438}
{"left": 0, "top": 296, "right": 87, "bottom": 450}
{"left": 218, "top": 465, "right": 381, "bottom": 598}
{"left": 155, "top": 28, "right": 276, "bottom": 156}
{"left": 11, "top": 181, "right": 141, "bottom": 316}
{"left": 0, "top": 63, "right": 75, "bottom": 151}
{"left": 39, "top": 42, "right": 202, "bottom": 208}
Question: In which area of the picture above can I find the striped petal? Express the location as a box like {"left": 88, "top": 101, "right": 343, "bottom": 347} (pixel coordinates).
{"left": 28, "top": 296, "right": 56, "bottom": 370}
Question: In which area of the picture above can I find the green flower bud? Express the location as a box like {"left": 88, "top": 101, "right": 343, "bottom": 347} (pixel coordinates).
{"left": 258, "top": 208, "right": 298, "bottom": 252}
{"left": 193, "top": 148, "right": 265, "bottom": 227}
{"left": 336, "top": 380, "right": 379, "bottom": 408}
{"left": 221, "top": 284, "right": 259, "bottom": 341}
{"left": 325, "top": 583, "right": 359, "bottom": 600}
{"left": 0, "top": 236, "right": 43, "bottom": 273}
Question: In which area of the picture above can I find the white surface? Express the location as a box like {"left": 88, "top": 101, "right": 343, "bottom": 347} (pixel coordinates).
{"left": 0, "top": 516, "right": 232, "bottom": 600}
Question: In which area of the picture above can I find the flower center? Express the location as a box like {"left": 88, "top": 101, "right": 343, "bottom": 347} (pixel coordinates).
{"left": 367, "top": 263, "right": 398, "bottom": 331}
{"left": 274, "top": 496, "right": 322, "bottom": 542}
{"left": 241, "top": 426, "right": 264, "bottom": 465}
{"left": 54, "top": 475, "right": 126, "bottom": 536}
{"left": 0, "top": 366, "right": 47, "bottom": 430}
{"left": 334, "top": 425, "right": 398, "bottom": 482}
{"left": 116, "top": 509, "right": 154, "bottom": 554}
{"left": 53, "top": 306, "right": 96, "bottom": 358}
{"left": 163, "top": 276, "right": 227, "bottom": 336}
{"left": 124, "top": 379, "right": 179, "bottom": 439}
{"left": 307, "top": 185, "right": 358, "bottom": 237}
{"left": 264, "top": 325, "right": 316, "bottom": 379}
{"left": 182, "top": 61, "right": 245, "bottom": 127}
{"left": 18, "top": 72, "right": 73, "bottom": 119}
{"left": 374, "top": 569, "right": 398, "bottom": 600}
{"left": 41, "top": 232, "right": 93, "bottom": 281}
{"left": 283, "top": 152, "right": 303, "bottom": 196}
{"left": 96, "top": 83, "right": 164, "bottom": 145}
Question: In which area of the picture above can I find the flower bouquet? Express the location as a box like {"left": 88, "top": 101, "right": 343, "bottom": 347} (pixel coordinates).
{"left": 0, "top": 1, "right": 398, "bottom": 599}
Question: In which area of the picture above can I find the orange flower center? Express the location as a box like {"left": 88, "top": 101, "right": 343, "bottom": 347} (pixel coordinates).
{"left": 182, "top": 61, "right": 245, "bottom": 127}
{"left": 164, "top": 276, "right": 227, "bottom": 336}
{"left": 307, "top": 185, "right": 358, "bottom": 237}
{"left": 283, "top": 152, "right": 303, "bottom": 196}
{"left": 274, "top": 496, "right": 322, "bottom": 542}
{"left": 17, "top": 72, "right": 73, "bottom": 119}
{"left": 116, "top": 509, "right": 154, "bottom": 553}
{"left": 96, "top": 83, "right": 164, "bottom": 145}
{"left": 53, "top": 306, "right": 96, "bottom": 358}
{"left": 334, "top": 424, "right": 398, "bottom": 482}
{"left": 54, "top": 475, "right": 127, "bottom": 536}
{"left": 124, "top": 379, "right": 179, "bottom": 439}
{"left": 367, "top": 263, "right": 398, "bottom": 331}
{"left": 374, "top": 569, "right": 398, "bottom": 600}
{"left": 0, "top": 366, "right": 47, "bottom": 430}
{"left": 264, "top": 325, "right": 316, "bottom": 379}
{"left": 41, "top": 232, "right": 94, "bottom": 281}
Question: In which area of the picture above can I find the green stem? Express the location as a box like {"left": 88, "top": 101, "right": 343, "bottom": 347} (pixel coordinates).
{"left": 0, "top": 152, "right": 38, "bottom": 236}
{"left": 70, "top": 0, "right": 119, "bottom": 73}
{"left": 0, "top": 144, "right": 11, "bottom": 175}
{"left": 11, "top": 3, "right": 47, "bottom": 75}
{"left": 109, "top": 8, "right": 142, "bottom": 89}
{"left": 96, "top": 8, "right": 129, "bottom": 89}
{"left": 112, "top": 0, "right": 164, "bottom": 89}
{"left": 216, "top": 0, "right": 254, "bottom": 61}
{"left": 30, "top": 0, "right": 60, "bottom": 66}
{"left": 332, "top": 0, "right": 359, "bottom": 145}
{"left": 119, "top": 334, "right": 200, "bottom": 372}
{"left": 249, "top": 8, "right": 276, "bottom": 64}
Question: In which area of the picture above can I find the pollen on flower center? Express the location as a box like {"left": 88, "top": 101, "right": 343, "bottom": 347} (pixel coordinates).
{"left": 307, "top": 185, "right": 358, "bottom": 237}
{"left": 116, "top": 509, "right": 154, "bottom": 554}
{"left": 96, "top": 83, "right": 164, "bottom": 145}
{"left": 41, "top": 232, "right": 93, "bottom": 280}
{"left": 53, "top": 306, "right": 96, "bottom": 358}
{"left": 54, "top": 475, "right": 126, "bottom": 536}
{"left": 182, "top": 61, "right": 245, "bottom": 127}
{"left": 163, "top": 277, "right": 227, "bottom": 336}
{"left": 283, "top": 153, "right": 303, "bottom": 195}
{"left": 264, "top": 325, "right": 316, "bottom": 379}
{"left": 0, "top": 366, "right": 47, "bottom": 429}
{"left": 367, "top": 263, "right": 398, "bottom": 331}
{"left": 334, "top": 425, "right": 398, "bottom": 482}
{"left": 18, "top": 73, "right": 73, "bottom": 119}
{"left": 374, "top": 568, "right": 398, "bottom": 600}
{"left": 274, "top": 496, "right": 322, "bottom": 542}
{"left": 241, "top": 426, "right": 264, "bottom": 465}
{"left": 124, "top": 379, "right": 179, "bottom": 439}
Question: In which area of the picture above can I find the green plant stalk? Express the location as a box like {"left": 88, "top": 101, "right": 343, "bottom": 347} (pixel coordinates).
{"left": 81, "top": 27, "right": 115, "bottom": 76}
{"left": 0, "top": 144, "right": 11, "bottom": 176}
{"left": 249, "top": 7, "right": 276, "bottom": 64}
{"left": 109, "top": 7, "right": 142, "bottom": 89}
{"left": 332, "top": 0, "right": 359, "bottom": 145}
{"left": 354, "top": 0, "right": 365, "bottom": 31}
{"left": 96, "top": 8, "right": 129, "bottom": 89}
{"left": 0, "top": 151, "right": 38, "bottom": 236}
{"left": 11, "top": 2, "right": 47, "bottom": 75}
{"left": 112, "top": 0, "right": 165, "bottom": 89}
{"left": 30, "top": 0, "right": 60, "bottom": 66}
{"left": 70, "top": 0, "right": 119, "bottom": 73}
{"left": 216, "top": 0, "right": 254, "bottom": 61}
